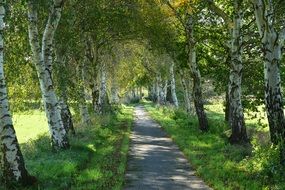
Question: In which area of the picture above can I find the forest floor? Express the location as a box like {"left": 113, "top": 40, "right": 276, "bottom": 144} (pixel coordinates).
{"left": 124, "top": 105, "right": 211, "bottom": 190}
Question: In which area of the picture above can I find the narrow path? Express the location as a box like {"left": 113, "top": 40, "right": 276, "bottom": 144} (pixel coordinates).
{"left": 124, "top": 106, "right": 211, "bottom": 190}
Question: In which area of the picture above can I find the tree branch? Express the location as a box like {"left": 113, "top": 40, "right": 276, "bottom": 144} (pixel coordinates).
{"left": 205, "top": 0, "right": 232, "bottom": 29}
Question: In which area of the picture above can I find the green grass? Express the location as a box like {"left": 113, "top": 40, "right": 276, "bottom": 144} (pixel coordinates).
{"left": 144, "top": 101, "right": 285, "bottom": 190}
{"left": 13, "top": 110, "right": 49, "bottom": 143}
{"left": 6, "top": 105, "right": 133, "bottom": 190}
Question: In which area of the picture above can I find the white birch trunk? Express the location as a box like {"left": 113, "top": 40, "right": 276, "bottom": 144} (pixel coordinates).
{"left": 80, "top": 63, "right": 92, "bottom": 125}
{"left": 252, "top": 0, "right": 285, "bottom": 145}
{"left": 58, "top": 99, "right": 75, "bottom": 135}
{"left": 155, "top": 75, "right": 161, "bottom": 104}
{"left": 79, "top": 103, "right": 91, "bottom": 126}
{"left": 186, "top": 16, "right": 208, "bottom": 131}
{"left": 170, "top": 62, "right": 178, "bottom": 107}
{"left": 54, "top": 49, "right": 75, "bottom": 135}
{"left": 0, "top": 3, "right": 35, "bottom": 185}
{"left": 98, "top": 62, "right": 108, "bottom": 113}
{"left": 110, "top": 58, "right": 120, "bottom": 104}
{"left": 27, "top": 1, "right": 69, "bottom": 149}
{"left": 111, "top": 77, "right": 120, "bottom": 104}
{"left": 228, "top": 0, "right": 248, "bottom": 143}
{"left": 159, "top": 80, "right": 167, "bottom": 105}
{"left": 180, "top": 71, "right": 192, "bottom": 114}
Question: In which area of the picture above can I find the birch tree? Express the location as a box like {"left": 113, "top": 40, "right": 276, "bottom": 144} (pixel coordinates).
{"left": 251, "top": 0, "right": 285, "bottom": 158}
{"left": 227, "top": 0, "right": 248, "bottom": 143}
{"left": 206, "top": 0, "right": 248, "bottom": 143}
{"left": 27, "top": 0, "right": 69, "bottom": 149}
{"left": 179, "top": 70, "right": 192, "bottom": 114}
{"left": 186, "top": 15, "right": 209, "bottom": 131}
{"left": 170, "top": 62, "right": 179, "bottom": 107}
{"left": 79, "top": 62, "right": 92, "bottom": 125}
{"left": 54, "top": 48, "right": 75, "bottom": 135}
{"left": 0, "top": 2, "right": 35, "bottom": 185}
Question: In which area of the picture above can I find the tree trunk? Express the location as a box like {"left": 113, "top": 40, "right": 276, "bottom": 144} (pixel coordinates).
{"left": 91, "top": 81, "right": 100, "bottom": 113}
{"left": 111, "top": 77, "right": 120, "bottom": 104}
{"left": 0, "top": 3, "right": 36, "bottom": 186}
{"left": 252, "top": 0, "right": 285, "bottom": 164}
{"left": 79, "top": 64, "right": 92, "bottom": 126}
{"left": 252, "top": 0, "right": 285, "bottom": 145}
{"left": 186, "top": 16, "right": 208, "bottom": 131}
{"left": 158, "top": 79, "right": 167, "bottom": 105}
{"left": 27, "top": 0, "right": 69, "bottom": 149}
{"left": 54, "top": 49, "right": 75, "bottom": 135}
{"left": 148, "top": 84, "right": 156, "bottom": 102}
{"left": 228, "top": 0, "right": 248, "bottom": 144}
{"left": 98, "top": 62, "right": 109, "bottom": 113}
{"left": 180, "top": 71, "right": 192, "bottom": 114}
{"left": 170, "top": 62, "right": 179, "bottom": 107}
{"left": 155, "top": 75, "right": 161, "bottom": 104}
{"left": 59, "top": 99, "right": 75, "bottom": 135}
{"left": 224, "top": 84, "right": 231, "bottom": 123}
{"left": 110, "top": 58, "right": 120, "bottom": 104}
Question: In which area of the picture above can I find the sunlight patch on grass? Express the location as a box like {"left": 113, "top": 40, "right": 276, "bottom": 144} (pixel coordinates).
{"left": 13, "top": 110, "right": 49, "bottom": 144}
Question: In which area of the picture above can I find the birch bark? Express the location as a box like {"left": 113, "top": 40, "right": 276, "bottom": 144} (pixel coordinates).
{"left": 228, "top": 0, "right": 248, "bottom": 143}
{"left": 170, "top": 62, "right": 178, "bottom": 107}
{"left": 180, "top": 71, "right": 192, "bottom": 114}
{"left": 111, "top": 78, "right": 120, "bottom": 104}
{"left": 79, "top": 63, "right": 92, "bottom": 125}
{"left": 252, "top": 0, "right": 285, "bottom": 145}
{"left": 186, "top": 15, "right": 208, "bottom": 131}
{"left": 0, "top": 2, "right": 35, "bottom": 185}
{"left": 27, "top": 0, "right": 69, "bottom": 149}
{"left": 98, "top": 62, "right": 109, "bottom": 113}
{"left": 54, "top": 49, "right": 75, "bottom": 135}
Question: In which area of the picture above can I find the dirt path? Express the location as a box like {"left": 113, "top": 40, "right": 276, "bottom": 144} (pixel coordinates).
{"left": 124, "top": 106, "right": 211, "bottom": 190}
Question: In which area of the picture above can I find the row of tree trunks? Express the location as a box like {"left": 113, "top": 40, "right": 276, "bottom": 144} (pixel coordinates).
{"left": 0, "top": 2, "right": 36, "bottom": 185}
{"left": 148, "top": 62, "right": 179, "bottom": 107}
{"left": 27, "top": 0, "right": 69, "bottom": 149}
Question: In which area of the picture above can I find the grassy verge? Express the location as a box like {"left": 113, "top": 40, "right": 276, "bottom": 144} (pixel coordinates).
{"left": 9, "top": 105, "right": 134, "bottom": 190}
{"left": 144, "top": 102, "right": 285, "bottom": 190}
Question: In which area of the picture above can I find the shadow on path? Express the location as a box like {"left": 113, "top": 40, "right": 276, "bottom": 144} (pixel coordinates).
{"left": 124, "top": 106, "right": 211, "bottom": 190}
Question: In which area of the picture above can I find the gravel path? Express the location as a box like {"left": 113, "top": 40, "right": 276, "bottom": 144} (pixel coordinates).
{"left": 124, "top": 106, "right": 211, "bottom": 190}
